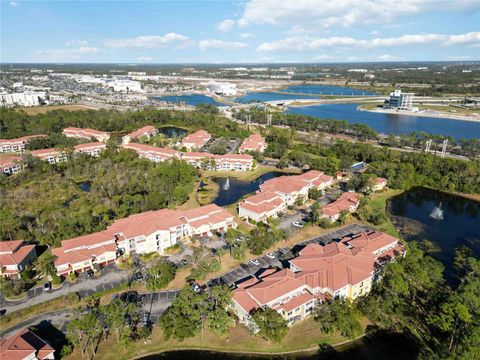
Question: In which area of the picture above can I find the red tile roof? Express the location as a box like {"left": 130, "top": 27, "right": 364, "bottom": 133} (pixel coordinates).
{"left": 239, "top": 134, "right": 266, "bottom": 152}
{"left": 63, "top": 127, "right": 109, "bottom": 137}
{"left": 125, "top": 125, "right": 158, "bottom": 139}
{"left": 73, "top": 142, "right": 106, "bottom": 151}
{"left": 0, "top": 328, "right": 54, "bottom": 360}
{"left": 322, "top": 192, "right": 360, "bottom": 217}
{"left": 0, "top": 244, "right": 35, "bottom": 268}
{"left": 182, "top": 130, "right": 211, "bottom": 147}
{"left": 0, "top": 155, "right": 22, "bottom": 169}
{"left": 0, "top": 134, "right": 48, "bottom": 146}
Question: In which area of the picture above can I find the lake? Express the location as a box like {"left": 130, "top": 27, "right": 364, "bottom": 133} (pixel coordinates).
{"left": 388, "top": 187, "right": 480, "bottom": 283}
{"left": 158, "top": 126, "right": 187, "bottom": 138}
{"left": 207, "top": 172, "right": 286, "bottom": 206}
{"left": 286, "top": 103, "right": 480, "bottom": 140}
{"left": 234, "top": 91, "right": 320, "bottom": 103}
{"left": 152, "top": 94, "right": 226, "bottom": 107}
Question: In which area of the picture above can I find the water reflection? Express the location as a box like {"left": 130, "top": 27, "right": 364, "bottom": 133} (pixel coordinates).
{"left": 389, "top": 187, "right": 480, "bottom": 283}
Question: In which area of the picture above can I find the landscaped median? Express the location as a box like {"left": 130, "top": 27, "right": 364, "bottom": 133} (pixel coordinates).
{"left": 69, "top": 317, "right": 369, "bottom": 360}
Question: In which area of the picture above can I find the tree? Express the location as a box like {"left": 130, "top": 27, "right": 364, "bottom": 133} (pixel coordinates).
{"left": 216, "top": 248, "right": 227, "bottom": 264}
{"left": 159, "top": 286, "right": 205, "bottom": 340}
{"left": 102, "top": 298, "right": 137, "bottom": 343}
{"left": 36, "top": 251, "right": 60, "bottom": 281}
{"left": 314, "top": 300, "right": 362, "bottom": 339}
{"left": 146, "top": 260, "right": 176, "bottom": 290}
{"left": 251, "top": 307, "right": 288, "bottom": 342}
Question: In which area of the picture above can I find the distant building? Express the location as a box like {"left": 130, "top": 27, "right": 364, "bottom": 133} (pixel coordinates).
{"left": 122, "top": 125, "right": 159, "bottom": 144}
{"left": 369, "top": 177, "right": 388, "bottom": 192}
{"left": 0, "top": 135, "right": 48, "bottom": 153}
{"left": 0, "top": 240, "right": 37, "bottom": 278}
{"left": 107, "top": 79, "right": 144, "bottom": 93}
{"left": 239, "top": 134, "right": 267, "bottom": 154}
{"left": 205, "top": 81, "right": 237, "bottom": 96}
{"left": 385, "top": 90, "right": 414, "bottom": 110}
{"left": 122, "top": 143, "right": 178, "bottom": 162}
{"left": 63, "top": 127, "right": 110, "bottom": 142}
{"left": 30, "top": 148, "right": 68, "bottom": 164}
{"left": 0, "top": 92, "right": 46, "bottom": 107}
{"left": 0, "top": 328, "right": 55, "bottom": 360}
{"left": 0, "top": 155, "right": 23, "bottom": 175}
{"left": 73, "top": 142, "right": 107, "bottom": 157}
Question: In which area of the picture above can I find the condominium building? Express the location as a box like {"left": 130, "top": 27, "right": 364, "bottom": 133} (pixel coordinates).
{"left": 122, "top": 143, "right": 178, "bottom": 162}
{"left": 233, "top": 231, "right": 405, "bottom": 327}
{"left": 321, "top": 192, "right": 360, "bottom": 222}
{"left": 238, "top": 192, "right": 287, "bottom": 222}
{"left": 1, "top": 154, "right": 23, "bottom": 175}
{"left": 239, "top": 134, "right": 267, "bottom": 153}
{"left": 0, "top": 135, "right": 48, "bottom": 153}
{"left": 52, "top": 204, "right": 237, "bottom": 275}
{"left": 259, "top": 170, "right": 334, "bottom": 207}
{"left": 181, "top": 130, "right": 211, "bottom": 151}
{"left": 122, "top": 125, "right": 159, "bottom": 144}
{"left": 63, "top": 127, "right": 110, "bottom": 142}
{"left": 0, "top": 240, "right": 37, "bottom": 278}
{"left": 180, "top": 152, "right": 254, "bottom": 172}
{"left": 0, "top": 328, "right": 55, "bottom": 360}
{"left": 30, "top": 148, "right": 68, "bottom": 164}
{"left": 73, "top": 142, "right": 107, "bottom": 157}
{"left": 369, "top": 177, "right": 388, "bottom": 192}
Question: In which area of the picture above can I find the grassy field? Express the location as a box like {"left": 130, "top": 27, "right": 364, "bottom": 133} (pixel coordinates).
{"left": 361, "top": 189, "right": 404, "bottom": 238}
{"left": 19, "top": 104, "right": 99, "bottom": 115}
{"left": 72, "top": 316, "right": 367, "bottom": 360}
{"left": 201, "top": 165, "right": 300, "bottom": 182}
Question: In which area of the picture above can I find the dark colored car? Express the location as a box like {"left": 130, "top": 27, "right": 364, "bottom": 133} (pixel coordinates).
{"left": 43, "top": 282, "right": 51, "bottom": 292}
{"left": 86, "top": 269, "right": 94, "bottom": 277}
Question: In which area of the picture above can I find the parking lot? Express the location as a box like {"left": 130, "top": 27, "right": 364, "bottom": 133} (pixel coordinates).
{"left": 216, "top": 223, "right": 372, "bottom": 287}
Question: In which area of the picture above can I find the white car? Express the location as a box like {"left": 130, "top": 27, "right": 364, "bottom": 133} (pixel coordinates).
{"left": 292, "top": 221, "right": 305, "bottom": 228}
{"left": 250, "top": 258, "right": 260, "bottom": 266}
{"left": 266, "top": 252, "right": 276, "bottom": 259}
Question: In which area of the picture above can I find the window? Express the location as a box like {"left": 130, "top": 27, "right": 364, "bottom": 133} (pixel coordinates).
{"left": 287, "top": 311, "right": 292, "bottom": 316}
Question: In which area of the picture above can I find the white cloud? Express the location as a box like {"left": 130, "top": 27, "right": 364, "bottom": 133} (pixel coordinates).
{"left": 238, "top": 0, "right": 479, "bottom": 29}
{"left": 65, "top": 39, "right": 88, "bottom": 46}
{"left": 257, "top": 32, "right": 480, "bottom": 52}
{"left": 377, "top": 54, "right": 401, "bottom": 61}
{"left": 105, "top": 33, "right": 189, "bottom": 48}
{"left": 10, "top": 1, "right": 19, "bottom": 7}
{"left": 35, "top": 47, "right": 99, "bottom": 60}
{"left": 217, "top": 19, "right": 235, "bottom": 32}
{"left": 239, "top": 32, "right": 256, "bottom": 39}
{"left": 136, "top": 56, "right": 153, "bottom": 62}
{"left": 199, "top": 39, "right": 247, "bottom": 50}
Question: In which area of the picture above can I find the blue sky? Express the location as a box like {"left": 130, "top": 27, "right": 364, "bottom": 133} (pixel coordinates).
{"left": 1, "top": 0, "right": 479, "bottom": 63}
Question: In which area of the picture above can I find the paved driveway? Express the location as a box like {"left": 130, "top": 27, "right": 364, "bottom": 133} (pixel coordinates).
{"left": 0, "top": 265, "right": 130, "bottom": 313}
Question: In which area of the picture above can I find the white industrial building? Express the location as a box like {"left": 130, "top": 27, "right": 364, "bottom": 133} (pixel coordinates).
{"left": 205, "top": 81, "right": 238, "bottom": 96}
{"left": 107, "top": 79, "right": 144, "bottom": 93}
{"left": 0, "top": 92, "right": 46, "bottom": 107}
{"left": 385, "top": 90, "right": 415, "bottom": 110}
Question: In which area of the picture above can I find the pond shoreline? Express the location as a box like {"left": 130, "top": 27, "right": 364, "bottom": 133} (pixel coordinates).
{"left": 132, "top": 334, "right": 366, "bottom": 360}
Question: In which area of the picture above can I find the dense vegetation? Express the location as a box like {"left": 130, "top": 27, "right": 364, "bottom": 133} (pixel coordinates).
{"left": 0, "top": 149, "right": 198, "bottom": 246}
{"left": 0, "top": 106, "right": 249, "bottom": 141}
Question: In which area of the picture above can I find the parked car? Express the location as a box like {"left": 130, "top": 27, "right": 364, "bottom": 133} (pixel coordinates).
{"left": 142, "top": 312, "right": 150, "bottom": 326}
{"left": 191, "top": 282, "right": 202, "bottom": 294}
{"left": 292, "top": 221, "right": 305, "bottom": 228}
{"left": 266, "top": 252, "right": 276, "bottom": 259}
{"left": 86, "top": 269, "right": 94, "bottom": 277}
{"left": 279, "top": 248, "right": 289, "bottom": 255}
{"left": 0, "top": 309, "right": 6, "bottom": 316}
{"left": 250, "top": 258, "right": 260, "bottom": 266}
{"left": 43, "top": 282, "right": 51, "bottom": 292}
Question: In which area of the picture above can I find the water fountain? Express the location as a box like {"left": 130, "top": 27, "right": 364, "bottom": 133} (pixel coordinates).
{"left": 430, "top": 202, "right": 444, "bottom": 220}
{"left": 223, "top": 177, "right": 230, "bottom": 191}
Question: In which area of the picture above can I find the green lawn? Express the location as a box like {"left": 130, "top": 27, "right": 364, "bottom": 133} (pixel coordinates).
{"left": 76, "top": 316, "right": 366, "bottom": 360}
{"left": 363, "top": 189, "right": 403, "bottom": 238}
